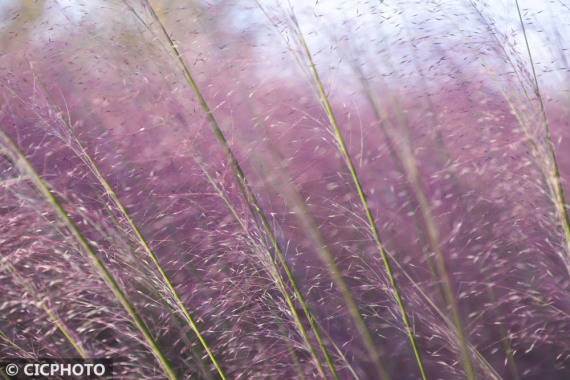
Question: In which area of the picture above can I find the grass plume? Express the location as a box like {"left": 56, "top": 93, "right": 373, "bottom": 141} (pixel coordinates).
{"left": 1, "top": 0, "right": 568, "bottom": 378}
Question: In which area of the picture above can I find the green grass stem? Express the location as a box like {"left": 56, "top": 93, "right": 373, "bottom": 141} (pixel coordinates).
{"left": 5, "top": 265, "right": 88, "bottom": 359}
{"left": 292, "top": 17, "right": 426, "bottom": 380}
{"left": 137, "top": 2, "right": 340, "bottom": 377}
{"left": 0, "top": 128, "right": 178, "bottom": 380}
{"left": 31, "top": 74, "right": 226, "bottom": 380}
{"left": 514, "top": 0, "right": 570, "bottom": 270}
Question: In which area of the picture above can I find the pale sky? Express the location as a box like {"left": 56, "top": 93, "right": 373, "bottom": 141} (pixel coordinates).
{"left": 1, "top": 0, "right": 567, "bottom": 87}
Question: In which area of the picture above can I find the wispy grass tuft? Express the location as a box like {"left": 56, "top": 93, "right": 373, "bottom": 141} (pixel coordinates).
{"left": 514, "top": 0, "right": 570, "bottom": 272}
{"left": 1, "top": 1, "right": 568, "bottom": 378}
{"left": 288, "top": 14, "right": 427, "bottom": 380}
{"left": 31, "top": 71, "right": 226, "bottom": 379}
{"left": 131, "top": 1, "right": 341, "bottom": 377}
{"left": 0, "top": 128, "right": 178, "bottom": 380}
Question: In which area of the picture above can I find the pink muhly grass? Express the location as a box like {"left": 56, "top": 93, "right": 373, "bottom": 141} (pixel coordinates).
{"left": 1, "top": 0, "right": 569, "bottom": 379}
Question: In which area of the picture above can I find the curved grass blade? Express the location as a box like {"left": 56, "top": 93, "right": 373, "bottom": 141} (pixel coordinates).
{"left": 0, "top": 327, "right": 28, "bottom": 357}
{"left": 291, "top": 16, "right": 426, "bottom": 380}
{"left": 31, "top": 73, "right": 226, "bottom": 380}
{"left": 193, "top": 149, "right": 339, "bottom": 379}
{"left": 400, "top": 14, "right": 520, "bottom": 376}
{"left": 350, "top": 63, "right": 475, "bottom": 380}
{"left": 514, "top": 0, "right": 570, "bottom": 269}
{"left": 130, "top": 1, "right": 342, "bottom": 377}
{"left": 0, "top": 127, "right": 178, "bottom": 380}
{"left": 4, "top": 264, "right": 87, "bottom": 359}
{"left": 448, "top": 7, "right": 570, "bottom": 275}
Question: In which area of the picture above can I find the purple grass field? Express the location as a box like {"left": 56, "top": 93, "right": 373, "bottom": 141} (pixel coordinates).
{"left": 1, "top": 1, "right": 569, "bottom": 379}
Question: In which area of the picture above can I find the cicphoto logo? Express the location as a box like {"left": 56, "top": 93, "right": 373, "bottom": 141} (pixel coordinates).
{"left": 1, "top": 359, "right": 113, "bottom": 379}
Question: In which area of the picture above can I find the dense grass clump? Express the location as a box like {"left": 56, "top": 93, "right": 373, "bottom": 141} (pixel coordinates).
{"left": 1, "top": 0, "right": 569, "bottom": 379}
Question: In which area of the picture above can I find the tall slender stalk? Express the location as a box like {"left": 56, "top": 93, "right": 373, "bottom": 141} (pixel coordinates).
{"left": 0, "top": 327, "right": 28, "bottom": 357}
{"left": 485, "top": 285, "right": 520, "bottom": 380}
{"left": 346, "top": 58, "right": 445, "bottom": 302}
{"left": 362, "top": 245, "right": 502, "bottom": 380}
{"left": 514, "top": 0, "right": 570, "bottom": 268}
{"left": 449, "top": 4, "right": 570, "bottom": 275}
{"left": 400, "top": 16, "right": 520, "bottom": 375}
{"left": 5, "top": 265, "right": 88, "bottom": 359}
{"left": 252, "top": 4, "right": 393, "bottom": 375}
{"left": 134, "top": 1, "right": 339, "bottom": 377}
{"left": 354, "top": 74, "right": 475, "bottom": 380}
{"left": 0, "top": 128, "right": 178, "bottom": 380}
{"left": 449, "top": 20, "right": 558, "bottom": 371}
{"left": 32, "top": 74, "right": 226, "bottom": 380}
{"left": 197, "top": 156, "right": 336, "bottom": 375}
{"left": 216, "top": 140, "right": 503, "bottom": 380}
{"left": 291, "top": 16, "right": 427, "bottom": 380}
{"left": 253, "top": 143, "right": 390, "bottom": 380}
{"left": 197, "top": 156, "right": 333, "bottom": 380}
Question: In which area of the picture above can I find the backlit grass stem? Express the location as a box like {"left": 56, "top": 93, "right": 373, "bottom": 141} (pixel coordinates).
{"left": 137, "top": 1, "right": 339, "bottom": 377}
{"left": 6, "top": 265, "right": 88, "bottom": 359}
{"left": 32, "top": 74, "right": 226, "bottom": 380}
{"left": 291, "top": 15, "right": 427, "bottom": 380}
{"left": 354, "top": 71, "right": 476, "bottom": 380}
{"left": 514, "top": 0, "right": 570, "bottom": 268}
{"left": 0, "top": 127, "right": 178, "bottom": 380}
